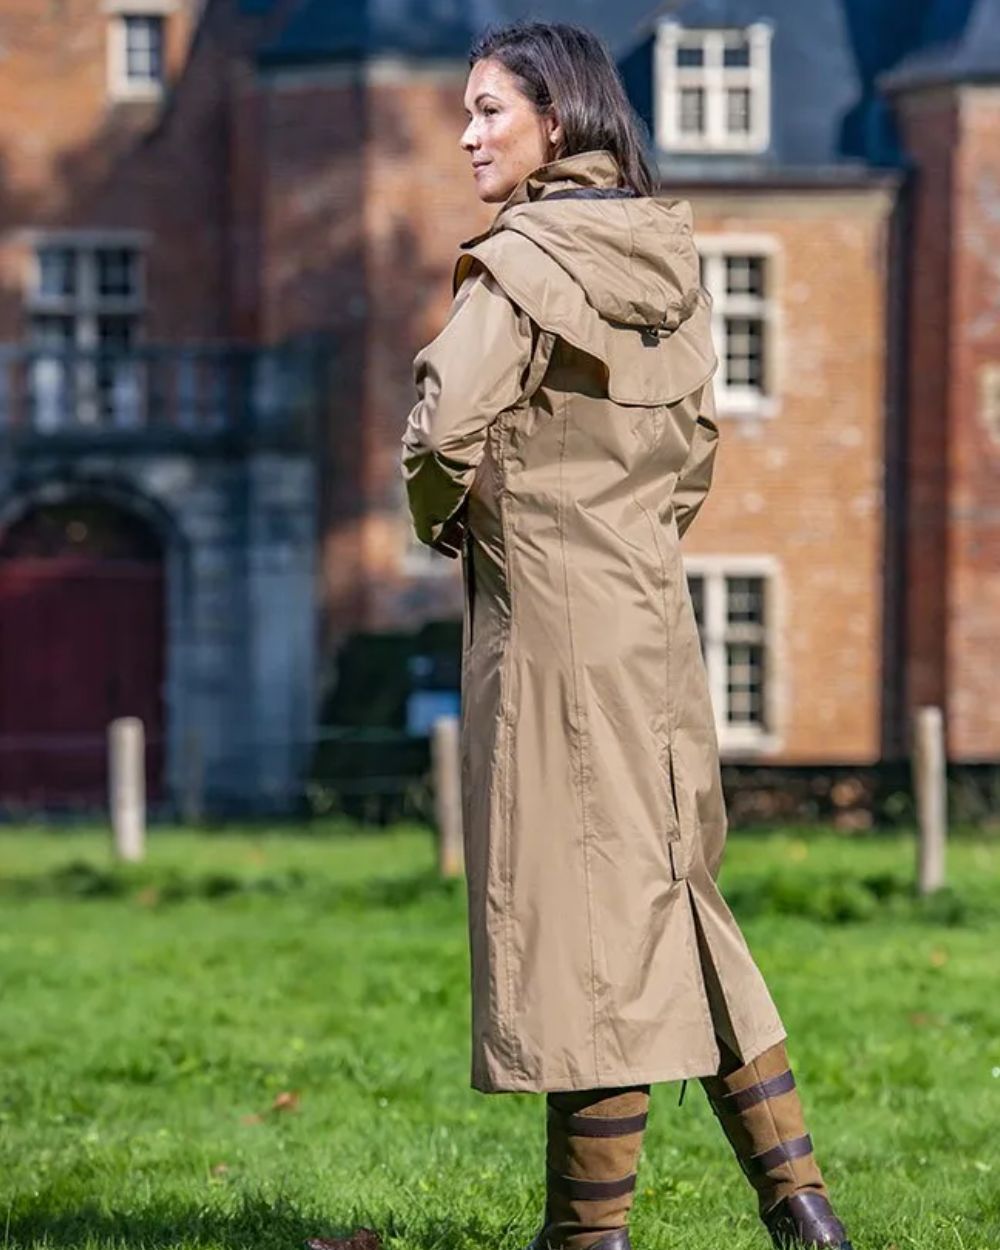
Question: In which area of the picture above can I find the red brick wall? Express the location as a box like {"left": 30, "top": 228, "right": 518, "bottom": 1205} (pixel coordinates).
{"left": 250, "top": 66, "right": 369, "bottom": 638}
{"left": 945, "top": 86, "right": 1000, "bottom": 761}
{"left": 895, "top": 84, "right": 1000, "bottom": 762}
{"left": 675, "top": 188, "right": 894, "bottom": 765}
{"left": 0, "top": 0, "right": 298, "bottom": 339}
{"left": 245, "top": 68, "right": 494, "bottom": 642}
{"left": 360, "top": 70, "right": 493, "bottom": 631}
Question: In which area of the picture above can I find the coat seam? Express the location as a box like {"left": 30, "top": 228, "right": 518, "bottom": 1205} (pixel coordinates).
{"left": 495, "top": 414, "right": 529, "bottom": 1082}
{"left": 633, "top": 489, "right": 682, "bottom": 873}
{"left": 557, "top": 393, "right": 602, "bottom": 1084}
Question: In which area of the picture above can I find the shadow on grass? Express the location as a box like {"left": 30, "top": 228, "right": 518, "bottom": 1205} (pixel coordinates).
{"left": 0, "top": 862, "right": 462, "bottom": 912}
{"left": 2, "top": 1193, "right": 510, "bottom": 1250}
{"left": 722, "top": 871, "right": 986, "bottom": 927}
{"left": 0, "top": 855, "right": 987, "bottom": 928}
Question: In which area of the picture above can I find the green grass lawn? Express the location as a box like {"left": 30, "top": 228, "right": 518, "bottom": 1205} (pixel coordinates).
{"left": 0, "top": 823, "right": 997, "bottom": 1250}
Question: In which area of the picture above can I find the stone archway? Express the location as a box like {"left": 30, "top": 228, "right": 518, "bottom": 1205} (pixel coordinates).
{"left": 0, "top": 495, "right": 166, "bottom": 809}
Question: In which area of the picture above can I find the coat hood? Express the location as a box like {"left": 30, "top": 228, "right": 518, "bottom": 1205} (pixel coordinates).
{"left": 481, "top": 150, "right": 702, "bottom": 331}
{"left": 454, "top": 151, "right": 716, "bottom": 406}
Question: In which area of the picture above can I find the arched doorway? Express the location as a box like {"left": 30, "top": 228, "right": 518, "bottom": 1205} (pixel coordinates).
{"left": 0, "top": 496, "right": 166, "bottom": 809}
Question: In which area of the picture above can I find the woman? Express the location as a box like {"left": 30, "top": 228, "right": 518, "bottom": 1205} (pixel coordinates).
{"left": 401, "top": 21, "right": 853, "bottom": 1250}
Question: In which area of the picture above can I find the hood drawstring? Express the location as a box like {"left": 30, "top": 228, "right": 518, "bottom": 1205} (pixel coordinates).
{"left": 677, "top": 1078, "right": 688, "bottom": 1108}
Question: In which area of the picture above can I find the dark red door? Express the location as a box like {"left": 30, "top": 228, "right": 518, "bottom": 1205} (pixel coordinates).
{"left": 0, "top": 554, "right": 165, "bottom": 808}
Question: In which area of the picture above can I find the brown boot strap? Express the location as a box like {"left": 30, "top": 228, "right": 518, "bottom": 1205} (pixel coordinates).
{"left": 551, "top": 1107, "right": 649, "bottom": 1138}
{"left": 747, "top": 1133, "right": 814, "bottom": 1176}
{"left": 720, "top": 1069, "right": 796, "bottom": 1113}
{"left": 546, "top": 1166, "right": 637, "bottom": 1201}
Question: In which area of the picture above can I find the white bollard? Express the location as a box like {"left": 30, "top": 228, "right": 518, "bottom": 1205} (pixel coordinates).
{"left": 432, "top": 715, "right": 464, "bottom": 879}
{"left": 109, "top": 717, "right": 146, "bottom": 862}
{"left": 913, "top": 706, "right": 946, "bottom": 895}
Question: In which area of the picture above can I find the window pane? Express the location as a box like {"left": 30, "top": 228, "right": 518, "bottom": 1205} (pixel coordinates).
{"left": 725, "top": 255, "right": 765, "bottom": 298}
{"left": 723, "top": 38, "right": 751, "bottom": 68}
{"left": 124, "top": 15, "right": 164, "bottom": 82}
{"left": 726, "top": 643, "right": 765, "bottom": 725}
{"left": 677, "top": 43, "right": 705, "bottom": 68}
{"left": 97, "top": 314, "right": 137, "bottom": 350}
{"left": 726, "top": 576, "right": 765, "bottom": 626}
{"left": 724, "top": 317, "right": 765, "bottom": 390}
{"left": 29, "top": 314, "right": 75, "bottom": 349}
{"left": 37, "top": 247, "right": 76, "bottom": 298}
{"left": 727, "top": 87, "right": 752, "bottom": 134}
{"left": 97, "top": 247, "right": 138, "bottom": 299}
{"left": 679, "top": 86, "right": 705, "bottom": 135}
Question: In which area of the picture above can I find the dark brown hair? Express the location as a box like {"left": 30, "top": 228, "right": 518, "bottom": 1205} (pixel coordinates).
{"left": 469, "top": 21, "right": 656, "bottom": 196}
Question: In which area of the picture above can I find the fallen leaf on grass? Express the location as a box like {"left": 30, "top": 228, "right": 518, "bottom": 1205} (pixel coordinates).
{"left": 238, "top": 1090, "right": 298, "bottom": 1130}
{"left": 134, "top": 886, "right": 160, "bottom": 908}
{"left": 271, "top": 1089, "right": 300, "bottom": 1113}
{"left": 304, "top": 1231, "right": 380, "bottom": 1250}
{"left": 239, "top": 1090, "right": 300, "bottom": 1125}
{"left": 908, "top": 1011, "right": 944, "bottom": 1028}
{"left": 929, "top": 948, "right": 948, "bottom": 967}
{"left": 210, "top": 1163, "right": 229, "bottom": 1177}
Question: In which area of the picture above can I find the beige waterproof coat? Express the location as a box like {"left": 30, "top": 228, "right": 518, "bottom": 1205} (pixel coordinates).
{"left": 402, "top": 150, "right": 785, "bottom": 1094}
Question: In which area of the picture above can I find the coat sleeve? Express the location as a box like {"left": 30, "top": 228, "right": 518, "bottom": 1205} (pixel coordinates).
{"left": 401, "top": 268, "right": 534, "bottom": 558}
{"left": 673, "top": 380, "right": 720, "bottom": 540}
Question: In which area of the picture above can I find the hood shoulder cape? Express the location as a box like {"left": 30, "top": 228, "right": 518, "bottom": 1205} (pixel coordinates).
{"left": 453, "top": 195, "right": 717, "bottom": 408}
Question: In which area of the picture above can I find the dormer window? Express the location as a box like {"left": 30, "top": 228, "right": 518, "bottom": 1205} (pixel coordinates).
{"left": 655, "top": 23, "right": 772, "bottom": 154}
{"left": 105, "top": 0, "right": 174, "bottom": 100}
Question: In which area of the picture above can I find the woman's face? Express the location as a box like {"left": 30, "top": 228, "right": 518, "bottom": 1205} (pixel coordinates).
{"left": 460, "top": 57, "right": 564, "bottom": 203}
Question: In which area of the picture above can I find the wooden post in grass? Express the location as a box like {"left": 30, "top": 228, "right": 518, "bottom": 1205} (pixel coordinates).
{"left": 913, "top": 706, "right": 946, "bottom": 895}
{"left": 109, "top": 717, "right": 146, "bottom": 862}
{"left": 432, "top": 715, "right": 464, "bottom": 878}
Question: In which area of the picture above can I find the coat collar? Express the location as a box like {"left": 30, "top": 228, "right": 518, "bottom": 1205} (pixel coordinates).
{"left": 459, "top": 150, "right": 626, "bottom": 249}
{"left": 499, "top": 149, "right": 625, "bottom": 210}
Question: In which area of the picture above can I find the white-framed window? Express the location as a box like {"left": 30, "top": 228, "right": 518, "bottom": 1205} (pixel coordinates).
{"left": 655, "top": 22, "right": 772, "bottom": 154}
{"left": 24, "top": 233, "right": 147, "bottom": 430}
{"left": 697, "top": 236, "right": 778, "bottom": 416}
{"left": 683, "top": 557, "right": 781, "bottom": 753}
{"left": 105, "top": 2, "right": 173, "bottom": 100}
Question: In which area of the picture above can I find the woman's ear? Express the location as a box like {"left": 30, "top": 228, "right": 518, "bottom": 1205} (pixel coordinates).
{"left": 546, "top": 112, "right": 565, "bottom": 158}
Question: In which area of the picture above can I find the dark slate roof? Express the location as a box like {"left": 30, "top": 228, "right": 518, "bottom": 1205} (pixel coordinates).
{"left": 256, "top": 0, "right": 1000, "bottom": 175}
{"left": 882, "top": 0, "right": 1000, "bottom": 90}
{"left": 258, "top": 0, "right": 664, "bottom": 65}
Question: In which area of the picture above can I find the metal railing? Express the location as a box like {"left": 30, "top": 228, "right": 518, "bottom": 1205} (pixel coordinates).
{"left": 0, "top": 340, "right": 327, "bottom": 445}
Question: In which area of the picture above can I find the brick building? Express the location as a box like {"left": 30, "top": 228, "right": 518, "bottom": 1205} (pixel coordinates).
{"left": 0, "top": 0, "right": 997, "bottom": 813}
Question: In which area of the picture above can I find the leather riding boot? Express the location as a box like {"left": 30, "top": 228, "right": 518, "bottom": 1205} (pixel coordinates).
{"left": 700, "top": 1038, "right": 853, "bottom": 1250}
{"left": 524, "top": 1085, "right": 650, "bottom": 1250}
